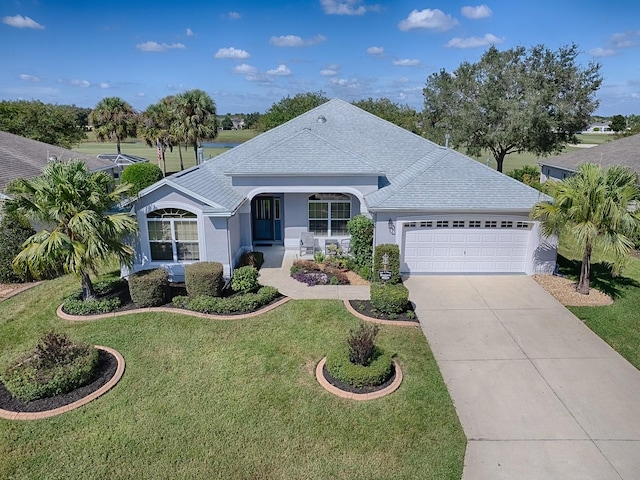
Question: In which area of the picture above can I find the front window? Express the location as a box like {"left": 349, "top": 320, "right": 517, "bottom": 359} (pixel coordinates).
{"left": 308, "top": 193, "right": 351, "bottom": 236}
{"left": 147, "top": 208, "right": 199, "bottom": 261}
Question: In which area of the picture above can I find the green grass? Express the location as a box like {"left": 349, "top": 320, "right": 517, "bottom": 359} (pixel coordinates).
{"left": 556, "top": 238, "right": 640, "bottom": 370}
{"left": 74, "top": 129, "right": 259, "bottom": 174}
{"left": 0, "top": 275, "right": 465, "bottom": 480}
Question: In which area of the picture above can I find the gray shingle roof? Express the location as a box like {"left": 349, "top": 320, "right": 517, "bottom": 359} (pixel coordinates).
{"left": 0, "top": 130, "right": 115, "bottom": 195}
{"left": 539, "top": 134, "right": 640, "bottom": 175}
{"left": 140, "top": 99, "right": 545, "bottom": 214}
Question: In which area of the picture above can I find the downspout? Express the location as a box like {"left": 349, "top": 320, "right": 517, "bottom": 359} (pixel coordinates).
{"left": 371, "top": 211, "right": 377, "bottom": 279}
{"left": 226, "top": 217, "right": 233, "bottom": 278}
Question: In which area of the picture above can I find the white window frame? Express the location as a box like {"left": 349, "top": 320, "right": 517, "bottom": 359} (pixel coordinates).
{"left": 147, "top": 208, "right": 200, "bottom": 262}
{"left": 308, "top": 193, "right": 351, "bottom": 237}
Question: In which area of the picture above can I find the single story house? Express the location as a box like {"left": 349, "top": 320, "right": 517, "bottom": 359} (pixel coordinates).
{"left": 539, "top": 133, "right": 640, "bottom": 182}
{"left": 0, "top": 130, "right": 118, "bottom": 200}
{"left": 129, "top": 99, "right": 555, "bottom": 280}
{"left": 581, "top": 123, "right": 614, "bottom": 134}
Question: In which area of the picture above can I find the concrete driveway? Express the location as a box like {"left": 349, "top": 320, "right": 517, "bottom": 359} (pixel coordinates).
{"left": 404, "top": 275, "right": 640, "bottom": 480}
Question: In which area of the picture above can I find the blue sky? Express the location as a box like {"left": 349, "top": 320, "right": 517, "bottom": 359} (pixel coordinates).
{"left": 1, "top": 0, "right": 639, "bottom": 115}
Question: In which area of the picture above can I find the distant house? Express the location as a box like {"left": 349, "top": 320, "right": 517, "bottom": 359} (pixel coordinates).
{"left": 232, "top": 117, "right": 245, "bottom": 130}
{"left": 582, "top": 122, "right": 614, "bottom": 134}
{"left": 0, "top": 131, "right": 118, "bottom": 200}
{"left": 127, "top": 99, "right": 555, "bottom": 280}
{"left": 539, "top": 133, "right": 640, "bottom": 182}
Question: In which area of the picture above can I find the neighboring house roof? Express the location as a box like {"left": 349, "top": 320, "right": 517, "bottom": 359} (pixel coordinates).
{"left": 139, "top": 99, "right": 545, "bottom": 214}
{"left": 0, "top": 130, "right": 115, "bottom": 196}
{"left": 538, "top": 133, "right": 640, "bottom": 175}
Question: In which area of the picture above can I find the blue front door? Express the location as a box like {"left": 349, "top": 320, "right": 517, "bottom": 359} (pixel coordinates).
{"left": 253, "top": 196, "right": 274, "bottom": 241}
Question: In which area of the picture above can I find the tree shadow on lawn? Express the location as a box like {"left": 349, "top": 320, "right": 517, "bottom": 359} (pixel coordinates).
{"left": 556, "top": 255, "right": 640, "bottom": 300}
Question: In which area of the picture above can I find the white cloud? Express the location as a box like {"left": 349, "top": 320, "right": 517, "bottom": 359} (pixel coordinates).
{"left": 136, "top": 41, "right": 186, "bottom": 52}
{"left": 232, "top": 64, "right": 258, "bottom": 75}
{"left": 320, "top": 0, "right": 380, "bottom": 15}
{"left": 393, "top": 58, "right": 420, "bottom": 66}
{"left": 137, "top": 92, "right": 146, "bottom": 97}
{"left": 367, "top": 46, "right": 384, "bottom": 56}
{"left": 590, "top": 47, "right": 616, "bottom": 58}
{"left": 461, "top": 5, "right": 492, "bottom": 19}
{"left": 186, "top": 28, "right": 194, "bottom": 36}
{"left": 70, "top": 79, "right": 90, "bottom": 88}
{"left": 100, "top": 82, "right": 110, "bottom": 88}
{"left": 329, "top": 77, "right": 361, "bottom": 89}
{"left": 2, "top": 14, "right": 44, "bottom": 29}
{"left": 269, "top": 34, "right": 326, "bottom": 47}
{"left": 214, "top": 47, "right": 251, "bottom": 59}
{"left": 266, "top": 64, "right": 291, "bottom": 76}
{"left": 445, "top": 33, "right": 503, "bottom": 48}
{"left": 20, "top": 74, "right": 40, "bottom": 82}
{"left": 228, "top": 11, "right": 241, "bottom": 19}
{"left": 320, "top": 68, "right": 339, "bottom": 76}
{"left": 398, "top": 9, "right": 458, "bottom": 32}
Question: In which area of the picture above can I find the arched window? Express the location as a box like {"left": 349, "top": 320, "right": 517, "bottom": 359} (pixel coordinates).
{"left": 308, "top": 193, "right": 351, "bottom": 236}
{"left": 147, "top": 208, "right": 199, "bottom": 262}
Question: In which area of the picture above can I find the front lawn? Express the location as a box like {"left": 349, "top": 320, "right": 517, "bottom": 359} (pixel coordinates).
{"left": 557, "top": 242, "right": 640, "bottom": 370}
{"left": 0, "top": 275, "right": 465, "bottom": 479}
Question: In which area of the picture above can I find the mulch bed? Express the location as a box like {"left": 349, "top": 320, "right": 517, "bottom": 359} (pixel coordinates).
{"left": 0, "top": 349, "right": 117, "bottom": 413}
{"left": 322, "top": 363, "right": 396, "bottom": 394}
{"left": 348, "top": 300, "right": 419, "bottom": 322}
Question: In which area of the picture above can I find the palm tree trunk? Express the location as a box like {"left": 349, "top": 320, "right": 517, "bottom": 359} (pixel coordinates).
{"left": 161, "top": 149, "right": 167, "bottom": 177}
{"left": 116, "top": 136, "right": 122, "bottom": 155}
{"left": 178, "top": 144, "right": 184, "bottom": 171}
{"left": 81, "top": 272, "right": 96, "bottom": 301}
{"left": 577, "top": 244, "right": 592, "bottom": 294}
{"left": 193, "top": 142, "right": 198, "bottom": 162}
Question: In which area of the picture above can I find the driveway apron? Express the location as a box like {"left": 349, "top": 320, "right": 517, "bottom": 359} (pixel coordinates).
{"left": 404, "top": 275, "right": 640, "bottom": 480}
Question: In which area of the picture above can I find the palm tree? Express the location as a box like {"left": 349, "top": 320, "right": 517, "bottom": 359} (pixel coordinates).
{"left": 531, "top": 163, "right": 640, "bottom": 294}
{"left": 172, "top": 89, "right": 217, "bottom": 163}
{"left": 138, "top": 96, "right": 176, "bottom": 176}
{"left": 89, "top": 97, "right": 138, "bottom": 154}
{"left": 5, "top": 161, "right": 138, "bottom": 300}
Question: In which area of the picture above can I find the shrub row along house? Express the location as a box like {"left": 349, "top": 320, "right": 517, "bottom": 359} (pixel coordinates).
{"left": 128, "top": 99, "right": 556, "bottom": 280}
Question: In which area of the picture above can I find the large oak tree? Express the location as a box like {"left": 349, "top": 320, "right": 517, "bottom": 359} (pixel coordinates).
{"left": 422, "top": 44, "right": 602, "bottom": 172}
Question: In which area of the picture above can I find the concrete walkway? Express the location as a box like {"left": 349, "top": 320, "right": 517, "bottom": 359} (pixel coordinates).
{"left": 404, "top": 275, "right": 640, "bottom": 480}
{"left": 255, "top": 246, "right": 369, "bottom": 300}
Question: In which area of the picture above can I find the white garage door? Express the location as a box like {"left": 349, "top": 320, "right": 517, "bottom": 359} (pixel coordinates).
{"left": 402, "top": 219, "right": 531, "bottom": 273}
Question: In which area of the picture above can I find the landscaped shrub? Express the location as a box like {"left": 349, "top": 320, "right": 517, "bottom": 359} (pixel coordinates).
{"left": 237, "top": 251, "right": 264, "bottom": 270}
{"left": 185, "top": 262, "right": 224, "bottom": 297}
{"left": 347, "top": 322, "right": 380, "bottom": 366}
{"left": 0, "top": 209, "right": 35, "bottom": 283}
{"left": 370, "top": 283, "right": 409, "bottom": 314}
{"left": 172, "top": 286, "right": 280, "bottom": 314}
{"left": 325, "top": 344, "right": 392, "bottom": 388}
{"left": 121, "top": 162, "right": 163, "bottom": 195}
{"left": 372, "top": 244, "right": 401, "bottom": 284}
{"left": 62, "top": 277, "right": 127, "bottom": 315}
{"left": 347, "top": 215, "right": 374, "bottom": 280}
{"left": 290, "top": 260, "right": 349, "bottom": 286}
{"left": 128, "top": 268, "right": 169, "bottom": 307}
{"left": 231, "top": 266, "right": 259, "bottom": 294}
{"left": 1, "top": 331, "right": 99, "bottom": 402}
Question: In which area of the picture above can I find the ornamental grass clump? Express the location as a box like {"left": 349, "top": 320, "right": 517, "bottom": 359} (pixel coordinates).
{"left": 1, "top": 331, "right": 98, "bottom": 402}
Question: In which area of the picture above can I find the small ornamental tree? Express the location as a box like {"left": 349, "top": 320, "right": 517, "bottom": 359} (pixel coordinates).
{"left": 121, "top": 163, "right": 164, "bottom": 195}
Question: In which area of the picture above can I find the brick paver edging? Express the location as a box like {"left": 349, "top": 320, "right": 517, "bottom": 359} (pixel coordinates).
{"left": 0, "top": 346, "right": 125, "bottom": 421}
{"left": 343, "top": 300, "right": 420, "bottom": 327}
{"left": 57, "top": 296, "right": 291, "bottom": 322}
{"left": 315, "top": 357, "right": 402, "bottom": 401}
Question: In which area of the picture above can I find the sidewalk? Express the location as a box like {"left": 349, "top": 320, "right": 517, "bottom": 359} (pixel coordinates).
{"left": 255, "top": 246, "right": 369, "bottom": 300}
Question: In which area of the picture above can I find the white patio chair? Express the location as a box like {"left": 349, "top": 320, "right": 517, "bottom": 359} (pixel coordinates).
{"left": 300, "top": 232, "right": 315, "bottom": 256}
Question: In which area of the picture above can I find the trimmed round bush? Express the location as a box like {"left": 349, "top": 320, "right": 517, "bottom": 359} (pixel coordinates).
{"left": 128, "top": 268, "right": 169, "bottom": 307}
{"left": 62, "top": 277, "right": 127, "bottom": 315}
{"left": 231, "top": 266, "right": 259, "bottom": 294}
{"left": 370, "top": 283, "right": 409, "bottom": 314}
{"left": 185, "top": 262, "right": 224, "bottom": 297}
{"left": 121, "top": 162, "right": 163, "bottom": 194}
{"left": 1, "top": 331, "right": 99, "bottom": 402}
{"left": 325, "top": 345, "right": 393, "bottom": 388}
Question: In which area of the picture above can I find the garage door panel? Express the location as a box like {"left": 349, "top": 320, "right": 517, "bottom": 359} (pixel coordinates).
{"left": 402, "top": 223, "right": 530, "bottom": 274}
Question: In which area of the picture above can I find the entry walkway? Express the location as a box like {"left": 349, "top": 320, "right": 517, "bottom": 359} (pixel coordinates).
{"left": 404, "top": 275, "right": 640, "bottom": 480}
{"left": 255, "top": 246, "right": 369, "bottom": 300}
